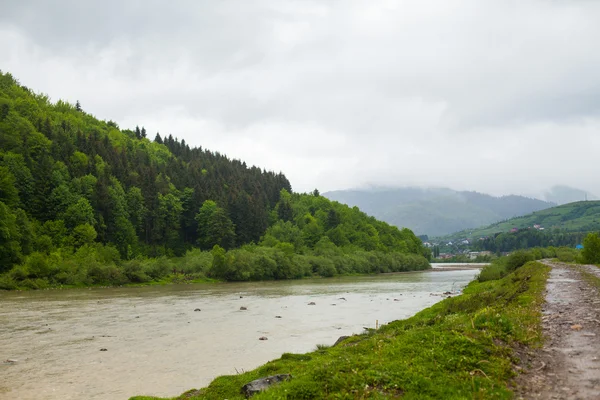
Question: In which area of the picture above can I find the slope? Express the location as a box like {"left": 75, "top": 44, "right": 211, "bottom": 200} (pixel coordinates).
{"left": 324, "top": 187, "right": 554, "bottom": 237}
{"left": 440, "top": 200, "right": 600, "bottom": 242}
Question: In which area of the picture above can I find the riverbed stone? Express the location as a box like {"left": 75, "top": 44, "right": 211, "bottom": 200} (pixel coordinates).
{"left": 242, "top": 374, "right": 291, "bottom": 397}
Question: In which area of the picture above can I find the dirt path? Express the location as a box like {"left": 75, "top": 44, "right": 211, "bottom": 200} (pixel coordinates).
{"left": 516, "top": 261, "right": 600, "bottom": 399}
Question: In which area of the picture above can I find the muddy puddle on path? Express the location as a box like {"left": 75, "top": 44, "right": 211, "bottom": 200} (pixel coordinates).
{"left": 0, "top": 269, "right": 478, "bottom": 400}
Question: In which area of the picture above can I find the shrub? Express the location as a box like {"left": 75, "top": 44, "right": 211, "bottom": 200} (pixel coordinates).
{"left": 478, "top": 263, "right": 508, "bottom": 282}
{"left": 582, "top": 233, "right": 600, "bottom": 264}
{"left": 122, "top": 259, "right": 151, "bottom": 283}
{"left": 556, "top": 247, "right": 578, "bottom": 262}
{"left": 505, "top": 250, "right": 534, "bottom": 272}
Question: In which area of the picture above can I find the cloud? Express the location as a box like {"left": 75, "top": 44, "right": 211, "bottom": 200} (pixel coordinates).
{"left": 1, "top": 0, "right": 599, "bottom": 195}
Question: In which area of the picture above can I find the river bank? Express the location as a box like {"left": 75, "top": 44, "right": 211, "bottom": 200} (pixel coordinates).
{"left": 0, "top": 269, "right": 476, "bottom": 400}
{"left": 130, "top": 261, "right": 549, "bottom": 399}
{"left": 2, "top": 262, "right": 480, "bottom": 293}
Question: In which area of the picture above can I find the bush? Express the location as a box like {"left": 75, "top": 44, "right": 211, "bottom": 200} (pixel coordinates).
{"left": 144, "top": 257, "right": 172, "bottom": 279}
{"left": 505, "top": 250, "right": 534, "bottom": 272}
{"left": 582, "top": 233, "right": 600, "bottom": 264}
{"left": 122, "top": 259, "right": 151, "bottom": 283}
{"left": 180, "top": 249, "right": 212, "bottom": 274}
{"left": 556, "top": 247, "right": 578, "bottom": 262}
{"left": 478, "top": 262, "right": 508, "bottom": 282}
{"left": 0, "top": 274, "right": 18, "bottom": 290}
{"left": 87, "top": 263, "right": 127, "bottom": 285}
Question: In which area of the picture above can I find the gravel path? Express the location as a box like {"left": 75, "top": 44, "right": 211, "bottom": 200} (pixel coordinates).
{"left": 516, "top": 261, "right": 600, "bottom": 399}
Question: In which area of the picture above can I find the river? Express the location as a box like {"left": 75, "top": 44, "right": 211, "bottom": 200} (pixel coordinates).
{"left": 0, "top": 267, "right": 480, "bottom": 400}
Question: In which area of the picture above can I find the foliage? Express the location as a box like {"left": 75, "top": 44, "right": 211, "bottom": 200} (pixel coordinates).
{"left": 131, "top": 262, "right": 550, "bottom": 400}
{"left": 442, "top": 200, "right": 600, "bottom": 244}
{"left": 478, "top": 247, "right": 557, "bottom": 282}
{"left": 471, "top": 228, "right": 589, "bottom": 253}
{"left": 0, "top": 71, "right": 430, "bottom": 288}
{"left": 0, "top": 70, "right": 289, "bottom": 275}
{"left": 582, "top": 233, "right": 600, "bottom": 264}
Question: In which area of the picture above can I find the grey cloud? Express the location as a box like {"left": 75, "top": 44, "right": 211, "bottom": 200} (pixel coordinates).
{"left": 1, "top": 0, "right": 600, "bottom": 195}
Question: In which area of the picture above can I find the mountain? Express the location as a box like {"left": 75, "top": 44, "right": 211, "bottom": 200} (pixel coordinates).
{"left": 543, "top": 185, "right": 598, "bottom": 205}
{"left": 324, "top": 187, "right": 555, "bottom": 237}
{"left": 0, "top": 71, "right": 428, "bottom": 288}
{"left": 440, "top": 200, "right": 600, "bottom": 242}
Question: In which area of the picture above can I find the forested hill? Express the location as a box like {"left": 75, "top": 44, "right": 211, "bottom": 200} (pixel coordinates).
{"left": 324, "top": 187, "right": 554, "bottom": 237}
{"left": 0, "top": 71, "right": 290, "bottom": 268}
{"left": 0, "top": 71, "right": 429, "bottom": 288}
{"left": 439, "top": 200, "right": 600, "bottom": 243}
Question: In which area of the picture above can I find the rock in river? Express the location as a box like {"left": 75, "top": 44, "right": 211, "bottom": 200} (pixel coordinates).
{"left": 242, "top": 374, "right": 291, "bottom": 398}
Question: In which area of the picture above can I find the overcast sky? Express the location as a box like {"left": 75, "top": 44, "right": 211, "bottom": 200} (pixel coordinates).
{"left": 1, "top": 0, "right": 599, "bottom": 197}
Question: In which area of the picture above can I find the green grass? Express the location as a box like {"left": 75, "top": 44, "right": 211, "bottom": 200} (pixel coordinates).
{"left": 575, "top": 265, "right": 600, "bottom": 290}
{"left": 130, "top": 261, "right": 550, "bottom": 400}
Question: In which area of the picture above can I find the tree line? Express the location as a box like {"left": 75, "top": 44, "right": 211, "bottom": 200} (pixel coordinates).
{"left": 472, "top": 228, "right": 590, "bottom": 253}
{"left": 0, "top": 71, "right": 430, "bottom": 289}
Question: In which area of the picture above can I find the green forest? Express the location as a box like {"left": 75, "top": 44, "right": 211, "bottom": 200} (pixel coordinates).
{"left": 439, "top": 200, "right": 600, "bottom": 243}
{"left": 0, "top": 71, "right": 430, "bottom": 289}
{"left": 472, "top": 229, "right": 590, "bottom": 253}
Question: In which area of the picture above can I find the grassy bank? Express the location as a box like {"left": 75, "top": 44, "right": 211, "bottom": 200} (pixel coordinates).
{"left": 131, "top": 261, "right": 549, "bottom": 400}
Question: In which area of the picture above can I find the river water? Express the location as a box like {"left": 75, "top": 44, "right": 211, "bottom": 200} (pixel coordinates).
{"left": 0, "top": 267, "right": 479, "bottom": 400}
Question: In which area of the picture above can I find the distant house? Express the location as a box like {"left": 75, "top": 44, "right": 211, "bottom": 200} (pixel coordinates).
{"left": 533, "top": 224, "right": 541, "bottom": 229}
{"left": 510, "top": 228, "right": 518, "bottom": 233}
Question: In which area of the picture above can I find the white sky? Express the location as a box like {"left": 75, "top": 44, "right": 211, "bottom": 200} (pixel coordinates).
{"left": 1, "top": 0, "right": 599, "bottom": 196}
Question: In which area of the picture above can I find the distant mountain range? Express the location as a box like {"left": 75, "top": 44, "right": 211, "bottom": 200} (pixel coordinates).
{"left": 439, "top": 200, "right": 600, "bottom": 242}
{"left": 324, "top": 187, "right": 556, "bottom": 237}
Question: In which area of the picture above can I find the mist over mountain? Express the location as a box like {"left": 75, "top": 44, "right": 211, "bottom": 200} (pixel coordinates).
{"left": 543, "top": 185, "right": 598, "bottom": 205}
{"left": 324, "top": 187, "right": 555, "bottom": 237}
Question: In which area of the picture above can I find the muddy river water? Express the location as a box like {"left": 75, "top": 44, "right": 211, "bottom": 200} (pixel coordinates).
{"left": 0, "top": 267, "right": 480, "bottom": 399}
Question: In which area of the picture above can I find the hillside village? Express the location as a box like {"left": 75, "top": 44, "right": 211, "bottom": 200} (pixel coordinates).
{"left": 425, "top": 223, "right": 549, "bottom": 261}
